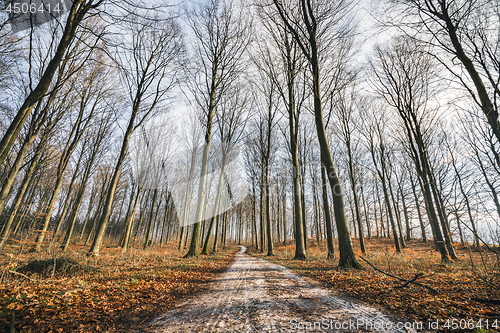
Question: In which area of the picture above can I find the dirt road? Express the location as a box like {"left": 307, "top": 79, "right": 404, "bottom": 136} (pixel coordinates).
{"left": 139, "top": 246, "right": 412, "bottom": 332}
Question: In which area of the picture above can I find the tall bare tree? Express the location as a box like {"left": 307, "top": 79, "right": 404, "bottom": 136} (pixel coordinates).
{"left": 360, "top": 101, "right": 401, "bottom": 253}
{"left": 201, "top": 84, "right": 249, "bottom": 255}
{"left": 333, "top": 88, "right": 366, "bottom": 253}
{"left": 0, "top": 0, "right": 104, "bottom": 167}
{"left": 61, "top": 113, "right": 115, "bottom": 251}
{"left": 370, "top": 37, "right": 453, "bottom": 261}
{"left": 33, "top": 56, "right": 111, "bottom": 251}
{"left": 184, "top": 0, "right": 249, "bottom": 257}
{"left": 271, "top": 0, "right": 360, "bottom": 268}
{"left": 252, "top": 5, "right": 309, "bottom": 258}
{"left": 88, "top": 15, "right": 184, "bottom": 256}
{"left": 394, "top": 0, "right": 500, "bottom": 146}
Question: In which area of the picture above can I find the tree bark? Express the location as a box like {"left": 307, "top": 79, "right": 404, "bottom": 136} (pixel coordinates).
{"left": 410, "top": 172, "right": 427, "bottom": 242}
{"left": 321, "top": 164, "right": 335, "bottom": 260}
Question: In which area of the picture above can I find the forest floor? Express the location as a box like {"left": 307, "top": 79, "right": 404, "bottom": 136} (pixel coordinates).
{"left": 0, "top": 243, "right": 236, "bottom": 332}
{"left": 252, "top": 238, "right": 500, "bottom": 332}
{"left": 141, "top": 246, "right": 408, "bottom": 333}
{"left": 1, "top": 239, "right": 498, "bottom": 332}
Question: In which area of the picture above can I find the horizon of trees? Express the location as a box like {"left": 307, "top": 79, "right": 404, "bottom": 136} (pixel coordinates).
{"left": 0, "top": 0, "right": 499, "bottom": 268}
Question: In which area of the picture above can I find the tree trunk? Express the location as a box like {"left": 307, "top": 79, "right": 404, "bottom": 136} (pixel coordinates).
{"left": 372, "top": 186, "right": 380, "bottom": 238}
{"left": 202, "top": 158, "right": 227, "bottom": 255}
{"left": 401, "top": 188, "right": 411, "bottom": 241}
{"left": 310, "top": 56, "right": 359, "bottom": 268}
{"left": 381, "top": 174, "right": 401, "bottom": 252}
{"left": 184, "top": 122, "right": 214, "bottom": 257}
{"left": 0, "top": 0, "right": 95, "bottom": 166}
{"left": 123, "top": 187, "right": 142, "bottom": 253}
{"left": 370, "top": 144, "right": 400, "bottom": 252}
{"left": 179, "top": 150, "right": 198, "bottom": 250}
{"left": 79, "top": 185, "right": 98, "bottom": 241}
{"left": 388, "top": 178, "right": 406, "bottom": 249}
{"left": 143, "top": 189, "right": 158, "bottom": 249}
{"left": 361, "top": 184, "right": 371, "bottom": 239}
{"left": 410, "top": 172, "right": 426, "bottom": 242}
{"left": 61, "top": 188, "right": 85, "bottom": 252}
{"left": 0, "top": 131, "right": 38, "bottom": 215}
{"left": 265, "top": 158, "right": 273, "bottom": 256}
{"left": 282, "top": 188, "right": 287, "bottom": 246}
{"left": 119, "top": 186, "right": 136, "bottom": 248}
{"left": 476, "top": 152, "right": 500, "bottom": 219}
{"left": 321, "top": 164, "right": 335, "bottom": 260}
{"left": 300, "top": 183, "right": 307, "bottom": 250}
{"left": 419, "top": 172, "right": 450, "bottom": 261}
{"left": 452, "top": 159, "right": 479, "bottom": 248}
{"left": 276, "top": 184, "right": 281, "bottom": 244}
{"left": 88, "top": 107, "right": 138, "bottom": 256}
{"left": 289, "top": 126, "right": 305, "bottom": 259}
{"left": 347, "top": 150, "right": 365, "bottom": 253}
{"left": 61, "top": 152, "right": 95, "bottom": 251}
{"left": 375, "top": 181, "right": 385, "bottom": 238}
{"left": 454, "top": 210, "right": 465, "bottom": 248}
{"left": 440, "top": 4, "right": 500, "bottom": 144}
{"left": 259, "top": 169, "right": 265, "bottom": 253}
{"left": 313, "top": 182, "right": 320, "bottom": 244}
{"left": 53, "top": 146, "right": 84, "bottom": 241}
{"left": 33, "top": 133, "right": 78, "bottom": 252}
{"left": 222, "top": 210, "right": 228, "bottom": 249}
{"left": 429, "top": 178, "right": 457, "bottom": 260}
{"left": 252, "top": 180, "right": 258, "bottom": 251}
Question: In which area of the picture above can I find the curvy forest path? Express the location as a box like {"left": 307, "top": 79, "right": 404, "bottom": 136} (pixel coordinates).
{"left": 139, "top": 246, "right": 412, "bottom": 332}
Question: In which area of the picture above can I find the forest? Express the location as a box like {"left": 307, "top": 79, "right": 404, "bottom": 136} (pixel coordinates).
{"left": 0, "top": 0, "right": 499, "bottom": 332}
